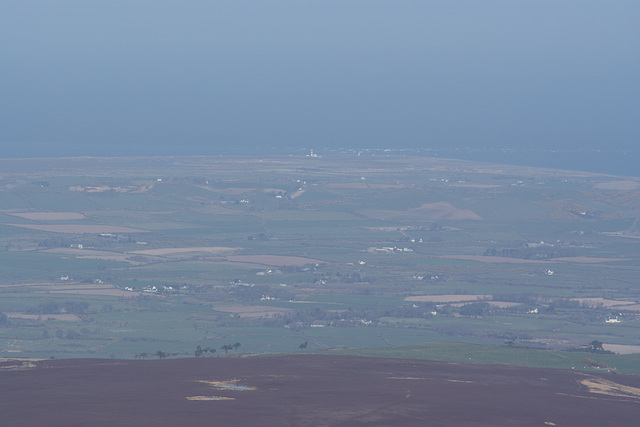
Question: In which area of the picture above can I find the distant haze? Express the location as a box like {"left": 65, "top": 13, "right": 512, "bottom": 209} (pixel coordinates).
{"left": 1, "top": 1, "right": 638, "bottom": 175}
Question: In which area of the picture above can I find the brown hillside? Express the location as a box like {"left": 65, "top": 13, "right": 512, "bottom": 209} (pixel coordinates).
{"left": 1, "top": 355, "right": 639, "bottom": 427}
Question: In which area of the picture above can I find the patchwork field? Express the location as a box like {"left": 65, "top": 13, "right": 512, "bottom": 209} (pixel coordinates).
{"left": 0, "top": 155, "right": 639, "bottom": 371}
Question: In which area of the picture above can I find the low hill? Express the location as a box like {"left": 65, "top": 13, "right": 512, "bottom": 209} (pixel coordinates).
{"left": 2, "top": 354, "right": 640, "bottom": 426}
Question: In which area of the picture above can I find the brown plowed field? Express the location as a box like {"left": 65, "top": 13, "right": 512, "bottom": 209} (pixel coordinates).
{"left": 1, "top": 355, "right": 639, "bottom": 427}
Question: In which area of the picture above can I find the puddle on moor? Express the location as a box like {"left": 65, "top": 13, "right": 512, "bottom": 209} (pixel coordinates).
{"left": 186, "top": 379, "right": 255, "bottom": 401}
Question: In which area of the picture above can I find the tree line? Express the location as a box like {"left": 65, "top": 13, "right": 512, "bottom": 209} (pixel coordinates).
{"left": 136, "top": 342, "right": 243, "bottom": 360}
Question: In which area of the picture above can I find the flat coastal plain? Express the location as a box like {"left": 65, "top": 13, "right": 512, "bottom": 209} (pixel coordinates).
{"left": 1, "top": 155, "right": 639, "bottom": 368}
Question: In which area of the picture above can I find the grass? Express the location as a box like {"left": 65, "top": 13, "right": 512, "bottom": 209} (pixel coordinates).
{"left": 321, "top": 342, "right": 640, "bottom": 375}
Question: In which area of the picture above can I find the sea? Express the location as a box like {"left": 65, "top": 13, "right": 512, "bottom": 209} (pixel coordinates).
{"left": 1, "top": 143, "right": 637, "bottom": 178}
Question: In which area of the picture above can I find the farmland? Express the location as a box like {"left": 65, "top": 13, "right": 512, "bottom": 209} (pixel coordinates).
{"left": 0, "top": 155, "right": 639, "bottom": 372}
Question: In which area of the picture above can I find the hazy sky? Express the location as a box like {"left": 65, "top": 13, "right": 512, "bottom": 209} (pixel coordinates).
{"left": 1, "top": 1, "right": 638, "bottom": 161}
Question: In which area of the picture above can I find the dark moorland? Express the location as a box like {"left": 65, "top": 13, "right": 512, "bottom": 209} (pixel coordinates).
{"left": 2, "top": 354, "right": 640, "bottom": 427}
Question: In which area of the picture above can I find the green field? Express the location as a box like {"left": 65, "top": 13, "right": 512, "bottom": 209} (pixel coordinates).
{"left": 321, "top": 342, "right": 640, "bottom": 375}
{"left": 1, "top": 155, "right": 639, "bottom": 374}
